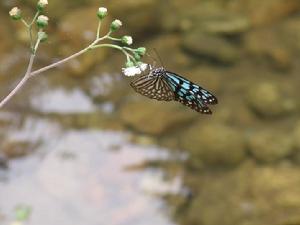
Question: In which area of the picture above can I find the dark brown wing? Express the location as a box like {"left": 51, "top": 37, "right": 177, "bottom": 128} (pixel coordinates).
{"left": 130, "top": 75, "right": 175, "bottom": 101}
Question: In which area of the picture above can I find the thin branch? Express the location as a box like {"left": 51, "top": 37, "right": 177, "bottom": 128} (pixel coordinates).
{"left": 29, "top": 47, "right": 89, "bottom": 77}
{"left": 30, "top": 33, "right": 111, "bottom": 77}
{"left": 107, "top": 36, "right": 121, "bottom": 42}
{"left": 0, "top": 54, "right": 35, "bottom": 108}
{"left": 0, "top": 30, "right": 121, "bottom": 108}
{"left": 96, "top": 20, "right": 101, "bottom": 39}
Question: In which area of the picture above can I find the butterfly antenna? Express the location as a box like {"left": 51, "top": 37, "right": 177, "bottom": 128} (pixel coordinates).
{"left": 145, "top": 51, "right": 157, "bottom": 68}
{"left": 153, "top": 48, "right": 165, "bottom": 68}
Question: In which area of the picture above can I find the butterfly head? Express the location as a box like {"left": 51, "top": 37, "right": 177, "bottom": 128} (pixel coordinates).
{"left": 150, "top": 67, "right": 166, "bottom": 77}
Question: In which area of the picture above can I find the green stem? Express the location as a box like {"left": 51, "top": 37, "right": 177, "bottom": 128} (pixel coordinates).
{"left": 30, "top": 32, "right": 111, "bottom": 77}
{"left": 21, "top": 19, "right": 29, "bottom": 27}
{"left": 123, "top": 47, "right": 136, "bottom": 53}
{"left": 91, "top": 44, "right": 134, "bottom": 62}
{"left": 29, "top": 11, "right": 40, "bottom": 26}
{"left": 33, "top": 38, "right": 41, "bottom": 54}
{"left": 27, "top": 11, "right": 40, "bottom": 52}
{"left": 107, "top": 36, "right": 121, "bottom": 42}
{"left": 96, "top": 20, "right": 101, "bottom": 39}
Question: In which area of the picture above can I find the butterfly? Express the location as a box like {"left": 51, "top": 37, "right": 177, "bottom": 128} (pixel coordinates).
{"left": 130, "top": 66, "right": 218, "bottom": 114}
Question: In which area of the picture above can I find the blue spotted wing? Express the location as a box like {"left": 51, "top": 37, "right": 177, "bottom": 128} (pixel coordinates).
{"left": 164, "top": 71, "right": 218, "bottom": 114}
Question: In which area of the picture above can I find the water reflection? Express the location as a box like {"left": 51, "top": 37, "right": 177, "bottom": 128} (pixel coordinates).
{"left": 0, "top": 119, "right": 177, "bottom": 225}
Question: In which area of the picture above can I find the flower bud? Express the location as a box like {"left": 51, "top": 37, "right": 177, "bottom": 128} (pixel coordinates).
{"left": 38, "top": 31, "right": 48, "bottom": 42}
{"left": 36, "top": 15, "right": 49, "bottom": 28}
{"left": 9, "top": 7, "right": 22, "bottom": 20}
{"left": 121, "top": 36, "right": 133, "bottom": 45}
{"left": 136, "top": 47, "right": 146, "bottom": 56}
{"left": 110, "top": 19, "right": 122, "bottom": 32}
{"left": 134, "top": 53, "right": 141, "bottom": 61}
{"left": 97, "top": 7, "right": 107, "bottom": 20}
{"left": 37, "top": 0, "right": 48, "bottom": 11}
{"left": 125, "top": 60, "right": 134, "bottom": 68}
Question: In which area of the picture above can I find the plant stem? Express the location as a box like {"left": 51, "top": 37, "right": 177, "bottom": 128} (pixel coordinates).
{"left": 28, "top": 12, "right": 40, "bottom": 51}
{"left": 96, "top": 21, "right": 101, "bottom": 39}
{"left": 29, "top": 46, "right": 90, "bottom": 77}
{"left": 29, "top": 12, "right": 40, "bottom": 27}
{"left": 30, "top": 33, "right": 110, "bottom": 77}
{"left": 21, "top": 19, "right": 29, "bottom": 27}
{"left": 107, "top": 36, "right": 121, "bottom": 41}
{"left": 0, "top": 31, "right": 119, "bottom": 108}
{"left": 91, "top": 44, "right": 133, "bottom": 61}
{"left": 0, "top": 54, "right": 35, "bottom": 108}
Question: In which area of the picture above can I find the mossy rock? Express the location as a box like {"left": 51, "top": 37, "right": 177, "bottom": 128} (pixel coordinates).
{"left": 180, "top": 123, "right": 246, "bottom": 166}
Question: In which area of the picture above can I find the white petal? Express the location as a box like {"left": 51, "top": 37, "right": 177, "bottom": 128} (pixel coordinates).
{"left": 139, "top": 63, "right": 148, "bottom": 71}
{"left": 122, "top": 67, "right": 140, "bottom": 76}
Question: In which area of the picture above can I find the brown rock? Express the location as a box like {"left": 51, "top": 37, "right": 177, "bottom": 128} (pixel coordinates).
{"left": 248, "top": 130, "right": 294, "bottom": 163}
{"left": 180, "top": 123, "right": 246, "bottom": 166}
{"left": 247, "top": 82, "right": 296, "bottom": 117}
{"left": 120, "top": 99, "right": 197, "bottom": 135}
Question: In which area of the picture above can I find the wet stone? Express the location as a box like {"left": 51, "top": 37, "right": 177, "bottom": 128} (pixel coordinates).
{"left": 248, "top": 130, "right": 294, "bottom": 163}
{"left": 187, "top": 66, "right": 222, "bottom": 93}
{"left": 250, "top": 0, "right": 300, "bottom": 26}
{"left": 144, "top": 34, "right": 194, "bottom": 71}
{"left": 199, "top": 14, "right": 250, "bottom": 35}
{"left": 178, "top": 163, "right": 300, "bottom": 225}
{"left": 107, "top": 0, "right": 161, "bottom": 38}
{"left": 180, "top": 123, "right": 246, "bottom": 167}
{"left": 1, "top": 140, "right": 35, "bottom": 159}
{"left": 244, "top": 28, "right": 293, "bottom": 71}
{"left": 293, "top": 122, "right": 300, "bottom": 164}
{"left": 119, "top": 99, "right": 197, "bottom": 136}
{"left": 247, "top": 82, "right": 296, "bottom": 118}
{"left": 183, "top": 32, "right": 240, "bottom": 64}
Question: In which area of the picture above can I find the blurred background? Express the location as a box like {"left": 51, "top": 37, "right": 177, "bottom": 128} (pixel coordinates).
{"left": 1, "top": 0, "right": 300, "bottom": 225}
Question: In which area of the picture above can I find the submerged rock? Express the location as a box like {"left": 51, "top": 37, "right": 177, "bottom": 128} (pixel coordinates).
{"left": 178, "top": 163, "right": 300, "bottom": 225}
{"left": 183, "top": 32, "right": 240, "bottom": 64}
{"left": 293, "top": 122, "right": 300, "bottom": 164}
{"left": 107, "top": 0, "right": 161, "bottom": 38}
{"left": 248, "top": 130, "right": 294, "bottom": 163}
{"left": 180, "top": 123, "right": 246, "bottom": 166}
{"left": 144, "top": 34, "right": 194, "bottom": 71}
{"left": 199, "top": 14, "right": 250, "bottom": 35}
{"left": 245, "top": 28, "right": 292, "bottom": 70}
{"left": 250, "top": 0, "right": 300, "bottom": 26}
{"left": 247, "top": 82, "right": 296, "bottom": 117}
{"left": 119, "top": 99, "right": 197, "bottom": 135}
{"left": 1, "top": 140, "right": 34, "bottom": 159}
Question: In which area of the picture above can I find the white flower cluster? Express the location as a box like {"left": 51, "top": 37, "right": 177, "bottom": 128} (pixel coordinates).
{"left": 122, "top": 63, "right": 148, "bottom": 76}
{"left": 38, "top": 0, "right": 48, "bottom": 5}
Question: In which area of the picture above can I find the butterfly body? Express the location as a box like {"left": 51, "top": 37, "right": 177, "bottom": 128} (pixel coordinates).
{"left": 130, "top": 66, "right": 218, "bottom": 114}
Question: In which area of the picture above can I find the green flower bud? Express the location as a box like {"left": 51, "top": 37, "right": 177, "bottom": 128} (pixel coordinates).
{"left": 36, "top": 15, "right": 49, "bottom": 28}
{"left": 97, "top": 7, "right": 107, "bottom": 20}
{"left": 9, "top": 7, "right": 22, "bottom": 20}
{"left": 37, "top": 0, "right": 48, "bottom": 11}
{"left": 136, "top": 47, "right": 146, "bottom": 56}
{"left": 110, "top": 19, "right": 122, "bottom": 32}
{"left": 121, "top": 36, "right": 133, "bottom": 45}
{"left": 125, "top": 60, "right": 134, "bottom": 68}
{"left": 38, "top": 31, "right": 48, "bottom": 42}
{"left": 134, "top": 53, "right": 141, "bottom": 61}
